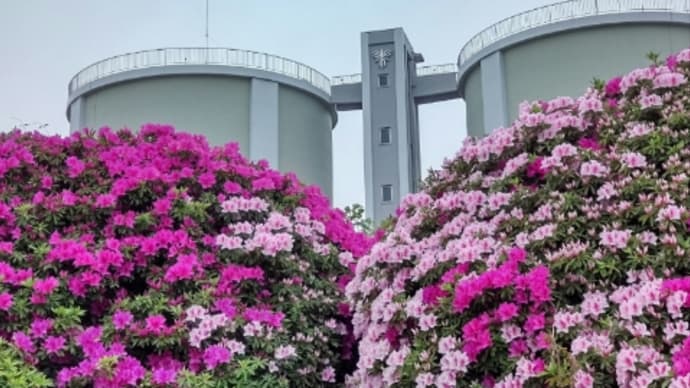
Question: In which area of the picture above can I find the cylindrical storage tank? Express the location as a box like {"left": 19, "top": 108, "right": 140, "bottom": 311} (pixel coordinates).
{"left": 457, "top": 0, "right": 690, "bottom": 137}
{"left": 66, "top": 48, "right": 336, "bottom": 198}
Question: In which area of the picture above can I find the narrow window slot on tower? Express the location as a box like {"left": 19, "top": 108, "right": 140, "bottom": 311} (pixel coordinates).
{"left": 381, "top": 184, "right": 393, "bottom": 202}
{"left": 379, "top": 126, "right": 391, "bottom": 144}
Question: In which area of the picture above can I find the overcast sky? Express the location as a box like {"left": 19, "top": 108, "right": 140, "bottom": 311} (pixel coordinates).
{"left": 0, "top": 0, "right": 555, "bottom": 208}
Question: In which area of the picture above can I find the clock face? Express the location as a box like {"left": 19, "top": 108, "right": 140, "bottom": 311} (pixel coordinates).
{"left": 372, "top": 48, "right": 393, "bottom": 68}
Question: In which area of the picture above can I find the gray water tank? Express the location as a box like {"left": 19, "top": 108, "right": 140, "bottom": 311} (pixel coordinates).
{"left": 457, "top": 0, "right": 690, "bottom": 137}
{"left": 66, "top": 47, "right": 336, "bottom": 198}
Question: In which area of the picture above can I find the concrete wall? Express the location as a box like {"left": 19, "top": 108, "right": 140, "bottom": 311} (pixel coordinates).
{"left": 81, "top": 75, "right": 251, "bottom": 148}
{"left": 504, "top": 23, "right": 690, "bottom": 120}
{"left": 278, "top": 85, "right": 334, "bottom": 198}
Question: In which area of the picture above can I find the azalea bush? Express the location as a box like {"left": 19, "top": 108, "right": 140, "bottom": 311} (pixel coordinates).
{"left": 347, "top": 47, "right": 690, "bottom": 387}
{"left": 0, "top": 124, "right": 375, "bottom": 387}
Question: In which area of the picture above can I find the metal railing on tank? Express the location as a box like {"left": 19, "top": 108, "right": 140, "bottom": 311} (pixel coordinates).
{"left": 459, "top": 0, "right": 690, "bottom": 67}
{"left": 68, "top": 47, "right": 332, "bottom": 96}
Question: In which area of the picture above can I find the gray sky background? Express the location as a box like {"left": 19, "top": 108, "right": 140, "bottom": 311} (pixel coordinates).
{"left": 0, "top": 0, "right": 555, "bottom": 208}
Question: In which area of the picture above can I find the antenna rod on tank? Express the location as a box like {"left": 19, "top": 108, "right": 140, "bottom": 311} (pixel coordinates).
{"left": 205, "top": 0, "right": 209, "bottom": 49}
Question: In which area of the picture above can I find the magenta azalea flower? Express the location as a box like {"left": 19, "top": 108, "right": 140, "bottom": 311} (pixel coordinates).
{"left": 0, "top": 292, "right": 12, "bottom": 311}
{"left": 152, "top": 366, "right": 178, "bottom": 384}
{"left": 65, "top": 156, "right": 86, "bottom": 178}
{"left": 145, "top": 314, "right": 167, "bottom": 335}
{"left": 12, "top": 331, "right": 35, "bottom": 354}
{"left": 112, "top": 310, "right": 133, "bottom": 330}
{"left": 605, "top": 76, "right": 622, "bottom": 96}
{"left": 44, "top": 336, "right": 66, "bottom": 354}
{"left": 203, "top": 345, "right": 231, "bottom": 370}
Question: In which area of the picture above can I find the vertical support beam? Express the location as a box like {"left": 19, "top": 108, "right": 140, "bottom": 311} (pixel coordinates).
{"left": 361, "top": 28, "right": 421, "bottom": 223}
{"left": 409, "top": 102, "right": 422, "bottom": 193}
{"left": 69, "top": 97, "right": 87, "bottom": 134}
{"left": 480, "top": 51, "right": 508, "bottom": 135}
{"left": 249, "top": 78, "right": 279, "bottom": 168}
{"left": 393, "top": 29, "right": 411, "bottom": 200}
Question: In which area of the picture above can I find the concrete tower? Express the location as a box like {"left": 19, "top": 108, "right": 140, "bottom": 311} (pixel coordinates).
{"left": 331, "top": 28, "right": 458, "bottom": 223}
{"left": 361, "top": 29, "right": 424, "bottom": 223}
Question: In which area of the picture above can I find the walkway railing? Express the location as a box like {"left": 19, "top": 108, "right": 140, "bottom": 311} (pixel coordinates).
{"left": 459, "top": 0, "right": 690, "bottom": 66}
{"left": 331, "top": 63, "right": 456, "bottom": 86}
{"left": 331, "top": 73, "right": 362, "bottom": 86}
{"left": 417, "top": 63, "right": 457, "bottom": 76}
{"left": 68, "top": 47, "right": 332, "bottom": 96}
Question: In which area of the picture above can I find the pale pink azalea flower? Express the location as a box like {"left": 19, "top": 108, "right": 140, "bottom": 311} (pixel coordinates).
{"left": 243, "top": 321, "right": 262, "bottom": 337}
{"left": 578, "top": 97, "right": 604, "bottom": 113}
{"left": 386, "top": 346, "right": 410, "bottom": 367}
{"left": 671, "top": 375, "right": 690, "bottom": 388}
{"left": 494, "top": 374, "right": 524, "bottom": 388}
{"left": 640, "top": 94, "right": 663, "bottom": 109}
{"left": 620, "top": 152, "right": 648, "bottom": 169}
{"left": 274, "top": 344, "right": 297, "bottom": 360}
{"left": 581, "top": 291, "right": 609, "bottom": 317}
{"left": 580, "top": 160, "right": 609, "bottom": 178}
{"left": 648, "top": 361, "right": 672, "bottom": 380}
{"left": 415, "top": 372, "right": 435, "bottom": 388}
{"left": 654, "top": 72, "right": 687, "bottom": 88}
{"left": 658, "top": 204, "right": 685, "bottom": 222}
{"left": 435, "top": 371, "right": 458, "bottom": 387}
{"left": 268, "top": 361, "right": 279, "bottom": 373}
{"left": 664, "top": 321, "right": 690, "bottom": 343}
{"left": 574, "top": 370, "right": 594, "bottom": 388}
{"left": 439, "top": 350, "right": 469, "bottom": 373}
{"left": 321, "top": 366, "right": 336, "bottom": 383}
{"left": 553, "top": 311, "right": 583, "bottom": 334}
{"left": 215, "top": 234, "right": 242, "bottom": 250}
{"left": 418, "top": 313, "right": 438, "bottom": 331}
{"left": 501, "top": 153, "right": 530, "bottom": 178}
{"left": 438, "top": 336, "right": 458, "bottom": 354}
{"left": 500, "top": 324, "right": 523, "bottom": 343}
{"left": 666, "top": 290, "right": 687, "bottom": 319}
{"left": 625, "top": 122, "right": 654, "bottom": 138}
{"left": 599, "top": 229, "right": 632, "bottom": 250}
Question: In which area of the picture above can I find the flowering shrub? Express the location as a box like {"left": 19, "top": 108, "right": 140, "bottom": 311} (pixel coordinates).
{"left": 347, "top": 47, "right": 690, "bottom": 387}
{"left": 0, "top": 124, "right": 375, "bottom": 387}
